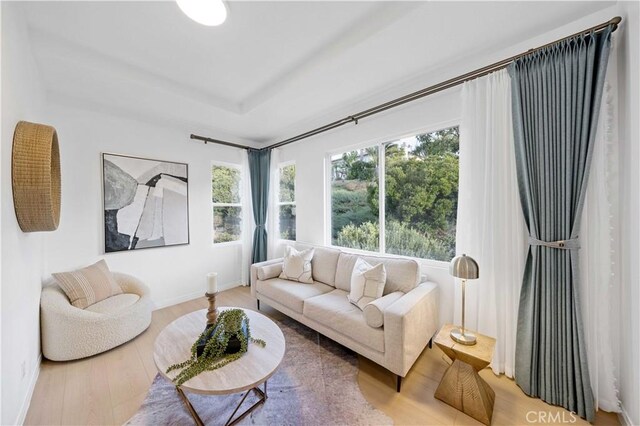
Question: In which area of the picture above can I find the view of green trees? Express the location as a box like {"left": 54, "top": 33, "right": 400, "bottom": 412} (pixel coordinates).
{"left": 278, "top": 164, "right": 296, "bottom": 240}
{"left": 331, "top": 127, "right": 459, "bottom": 261}
{"left": 212, "top": 165, "right": 242, "bottom": 243}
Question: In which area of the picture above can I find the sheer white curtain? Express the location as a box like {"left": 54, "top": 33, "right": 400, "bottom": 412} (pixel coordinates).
{"left": 579, "top": 40, "right": 621, "bottom": 413}
{"left": 241, "top": 152, "right": 254, "bottom": 285}
{"left": 456, "top": 69, "right": 527, "bottom": 376}
{"left": 267, "top": 148, "right": 281, "bottom": 259}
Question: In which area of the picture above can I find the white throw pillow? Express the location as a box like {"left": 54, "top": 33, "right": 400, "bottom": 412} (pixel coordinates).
{"left": 363, "top": 291, "right": 404, "bottom": 328}
{"left": 348, "top": 257, "right": 386, "bottom": 310}
{"left": 257, "top": 263, "right": 283, "bottom": 281}
{"left": 279, "top": 246, "right": 314, "bottom": 283}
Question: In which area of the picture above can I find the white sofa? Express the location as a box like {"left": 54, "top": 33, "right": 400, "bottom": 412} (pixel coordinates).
{"left": 251, "top": 244, "right": 439, "bottom": 391}
{"left": 41, "top": 272, "right": 153, "bottom": 361}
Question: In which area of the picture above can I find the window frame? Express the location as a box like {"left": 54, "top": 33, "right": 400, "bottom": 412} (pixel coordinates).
{"left": 276, "top": 160, "right": 296, "bottom": 242}
{"left": 211, "top": 161, "right": 244, "bottom": 246}
{"left": 325, "top": 119, "right": 460, "bottom": 267}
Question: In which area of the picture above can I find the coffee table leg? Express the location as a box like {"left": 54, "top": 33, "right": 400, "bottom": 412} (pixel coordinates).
{"left": 225, "top": 381, "right": 267, "bottom": 426}
{"left": 176, "top": 387, "right": 205, "bottom": 426}
{"left": 176, "top": 382, "right": 268, "bottom": 426}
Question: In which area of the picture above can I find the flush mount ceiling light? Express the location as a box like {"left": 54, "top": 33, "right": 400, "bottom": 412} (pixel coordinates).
{"left": 176, "top": 0, "right": 227, "bottom": 26}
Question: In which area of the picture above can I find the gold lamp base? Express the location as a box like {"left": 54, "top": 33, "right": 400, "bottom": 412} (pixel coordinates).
{"left": 450, "top": 328, "right": 477, "bottom": 345}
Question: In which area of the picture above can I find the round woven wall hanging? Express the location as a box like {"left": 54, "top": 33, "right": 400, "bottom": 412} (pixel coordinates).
{"left": 11, "top": 121, "right": 61, "bottom": 232}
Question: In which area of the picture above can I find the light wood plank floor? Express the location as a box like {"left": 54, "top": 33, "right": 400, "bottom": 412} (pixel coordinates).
{"left": 25, "top": 286, "right": 619, "bottom": 425}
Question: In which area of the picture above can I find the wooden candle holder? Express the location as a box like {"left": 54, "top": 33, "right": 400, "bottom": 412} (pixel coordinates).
{"left": 205, "top": 292, "right": 218, "bottom": 325}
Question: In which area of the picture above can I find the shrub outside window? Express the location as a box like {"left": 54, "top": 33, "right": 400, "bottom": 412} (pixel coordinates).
{"left": 330, "top": 126, "right": 459, "bottom": 261}
{"left": 278, "top": 163, "right": 296, "bottom": 240}
{"left": 212, "top": 164, "right": 242, "bottom": 244}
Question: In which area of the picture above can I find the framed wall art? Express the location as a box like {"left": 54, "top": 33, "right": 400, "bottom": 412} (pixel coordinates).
{"left": 102, "top": 153, "right": 189, "bottom": 252}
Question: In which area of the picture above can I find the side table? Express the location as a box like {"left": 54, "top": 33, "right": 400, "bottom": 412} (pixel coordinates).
{"left": 434, "top": 324, "right": 496, "bottom": 425}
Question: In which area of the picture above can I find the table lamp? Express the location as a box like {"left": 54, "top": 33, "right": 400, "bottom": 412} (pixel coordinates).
{"left": 449, "top": 254, "right": 479, "bottom": 345}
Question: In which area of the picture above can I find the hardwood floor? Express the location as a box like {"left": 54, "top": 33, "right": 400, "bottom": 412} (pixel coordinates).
{"left": 25, "top": 286, "right": 619, "bottom": 425}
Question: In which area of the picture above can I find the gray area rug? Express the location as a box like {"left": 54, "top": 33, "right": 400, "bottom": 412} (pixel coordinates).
{"left": 126, "top": 317, "right": 392, "bottom": 425}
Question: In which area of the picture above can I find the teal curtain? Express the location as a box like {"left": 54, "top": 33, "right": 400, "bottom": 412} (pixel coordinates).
{"left": 508, "top": 26, "right": 612, "bottom": 421}
{"left": 248, "top": 149, "right": 271, "bottom": 263}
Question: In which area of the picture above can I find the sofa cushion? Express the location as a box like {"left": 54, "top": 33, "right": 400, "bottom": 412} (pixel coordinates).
{"left": 310, "top": 246, "right": 340, "bottom": 286}
{"left": 348, "top": 258, "right": 386, "bottom": 310}
{"left": 303, "top": 289, "right": 384, "bottom": 353}
{"left": 257, "top": 263, "right": 283, "bottom": 281}
{"left": 85, "top": 293, "right": 140, "bottom": 314}
{"left": 363, "top": 291, "right": 404, "bottom": 328}
{"left": 256, "top": 278, "right": 333, "bottom": 313}
{"left": 53, "top": 260, "right": 123, "bottom": 309}
{"left": 279, "top": 246, "right": 314, "bottom": 283}
{"left": 335, "top": 252, "right": 419, "bottom": 295}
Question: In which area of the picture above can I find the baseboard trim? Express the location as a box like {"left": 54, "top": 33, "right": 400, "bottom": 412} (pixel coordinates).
{"left": 618, "top": 404, "right": 634, "bottom": 426}
{"left": 152, "top": 282, "right": 245, "bottom": 311}
{"left": 15, "top": 353, "right": 42, "bottom": 425}
{"left": 153, "top": 290, "right": 202, "bottom": 310}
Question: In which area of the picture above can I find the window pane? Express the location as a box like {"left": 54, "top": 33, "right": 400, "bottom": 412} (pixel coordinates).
{"left": 331, "top": 147, "right": 379, "bottom": 251}
{"left": 279, "top": 164, "right": 295, "bottom": 203}
{"left": 279, "top": 205, "right": 296, "bottom": 240}
{"left": 213, "top": 206, "right": 242, "bottom": 243}
{"left": 384, "top": 127, "right": 459, "bottom": 261}
{"left": 212, "top": 166, "right": 241, "bottom": 204}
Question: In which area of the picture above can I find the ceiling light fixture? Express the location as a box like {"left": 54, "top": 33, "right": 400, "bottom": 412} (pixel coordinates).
{"left": 176, "top": 0, "right": 227, "bottom": 26}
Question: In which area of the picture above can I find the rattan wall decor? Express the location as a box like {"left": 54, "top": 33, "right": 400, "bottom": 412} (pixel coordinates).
{"left": 11, "top": 121, "right": 61, "bottom": 232}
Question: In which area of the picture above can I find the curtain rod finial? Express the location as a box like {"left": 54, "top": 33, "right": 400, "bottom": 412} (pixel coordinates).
{"left": 610, "top": 16, "right": 622, "bottom": 27}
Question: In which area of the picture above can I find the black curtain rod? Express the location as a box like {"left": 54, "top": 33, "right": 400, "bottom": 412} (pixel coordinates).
{"left": 190, "top": 134, "right": 251, "bottom": 150}
{"left": 192, "top": 16, "right": 621, "bottom": 151}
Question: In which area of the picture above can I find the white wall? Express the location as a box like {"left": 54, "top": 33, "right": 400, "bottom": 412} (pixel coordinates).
{"left": 275, "top": 89, "right": 461, "bottom": 326}
{"left": 1, "top": 4, "right": 48, "bottom": 425}
{"left": 1, "top": 5, "right": 4, "bottom": 424}
{"left": 44, "top": 103, "right": 248, "bottom": 308}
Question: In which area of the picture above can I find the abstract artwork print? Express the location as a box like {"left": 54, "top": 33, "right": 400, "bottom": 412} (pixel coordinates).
{"left": 102, "top": 153, "right": 189, "bottom": 252}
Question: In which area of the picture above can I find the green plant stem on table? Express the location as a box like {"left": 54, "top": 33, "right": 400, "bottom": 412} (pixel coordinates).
{"left": 166, "top": 309, "right": 266, "bottom": 387}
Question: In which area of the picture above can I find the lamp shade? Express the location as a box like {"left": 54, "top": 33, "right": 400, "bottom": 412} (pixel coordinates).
{"left": 449, "top": 254, "right": 479, "bottom": 279}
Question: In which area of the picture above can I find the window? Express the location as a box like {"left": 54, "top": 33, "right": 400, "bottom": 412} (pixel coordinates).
{"left": 278, "top": 163, "right": 296, "bottom": 240}
{"left": 330, "top": 147, "right": 379, "bottom": 251}
{"left": 330, "top": 126, "right": 459, "bottom": 261}
{"left": 212, "top": 164, "right": 242, "bottom": 243}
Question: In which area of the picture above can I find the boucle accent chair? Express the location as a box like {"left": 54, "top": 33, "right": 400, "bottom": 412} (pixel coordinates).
{"left": 251, "top": 244, "right": 439, "bottom": 391}
{"left": 41, "top": 272, "right": 152, "bottom": 361}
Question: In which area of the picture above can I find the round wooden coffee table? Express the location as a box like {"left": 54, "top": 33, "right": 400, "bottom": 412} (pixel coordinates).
{"left": 154, "top": 307, "right": 285, "bottom": 426}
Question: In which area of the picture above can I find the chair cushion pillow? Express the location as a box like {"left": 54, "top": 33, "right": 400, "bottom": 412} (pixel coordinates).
{"left": 363, "top": 291, "right": 404, "bottom": 328}
{"left": 53, "top": 260, "right": 123, "bottom": 309}
{"left": 303, "top": 289, "right": 384, "bottom": 352}
{"left": 279, "top": 246, "right": 314, "bottom": 283}
{"left": 256, "top": 278, "right": 333, "bottom": 313}
{"left": 335, "top": 252, "right": 420, "bottom": 295}
{"left": 85, "top": 293, "right": 140, "bottom": 314}
{"left": 347, "top": 258, "right": 386, "bottom": 310}
{"left": 257, "top": 263, "right": 283, "bottom": 280}
{"left": 309, "top": 246, "right": 340, "bottom": 286}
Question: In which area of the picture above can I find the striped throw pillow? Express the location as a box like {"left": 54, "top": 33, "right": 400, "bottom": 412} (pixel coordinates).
{"left": 53, "top": 260, "right": 123, "bottom": 309}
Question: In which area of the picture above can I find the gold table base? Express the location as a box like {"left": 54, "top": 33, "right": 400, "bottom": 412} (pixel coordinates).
{"left": 434, "top": 359, "right": 495, "bottom": 425}
{"left": 176, "top": 381, "right": 268, "bottom": 426}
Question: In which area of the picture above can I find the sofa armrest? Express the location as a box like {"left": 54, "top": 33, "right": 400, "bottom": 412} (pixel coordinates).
{"left": 250, "top": 258, "right": 284, "bottom": 298}
{"left": 383, "top": 281, "right": 439, "bottom": 377}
